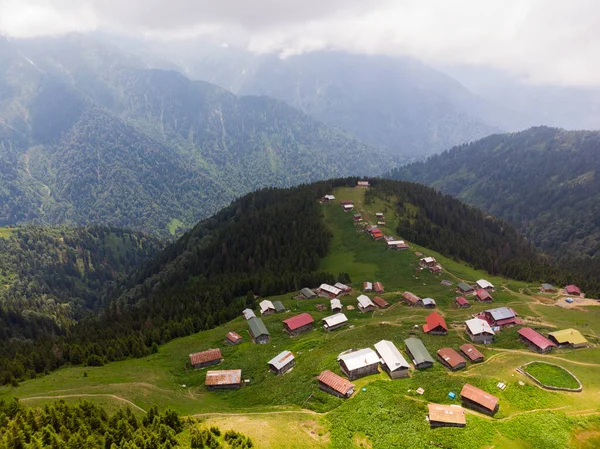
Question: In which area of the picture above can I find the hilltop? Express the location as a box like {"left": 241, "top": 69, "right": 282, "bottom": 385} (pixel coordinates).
{"left": 2, "top": 181, "right": 600, "bottom": 448}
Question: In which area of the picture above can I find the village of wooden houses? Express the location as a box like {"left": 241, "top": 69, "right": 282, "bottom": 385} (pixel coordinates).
{"left": 179, "top": 181, "right": 599, "bottom": 445}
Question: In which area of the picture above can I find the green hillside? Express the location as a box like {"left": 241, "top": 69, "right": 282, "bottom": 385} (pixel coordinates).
{"left": 2, "top": 183, "right": 600, "bottom": 448}
{"left": 390, "top": 127, "right": 600, "bottom": 261}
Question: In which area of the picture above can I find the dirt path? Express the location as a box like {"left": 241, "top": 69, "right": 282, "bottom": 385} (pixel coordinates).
{"left": 192, "top": 409, "right": 321, "bottom": 418}
{"left": 489, "top": 348, "right": 600, "bottom": 367}
{"left": 21, "top": 394, "right": 147, "bottom": 414}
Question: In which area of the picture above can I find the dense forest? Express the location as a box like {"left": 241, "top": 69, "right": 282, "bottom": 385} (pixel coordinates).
{"left": 390, "top": 127, "right": 600, "bottom": 260}
{"left": 1, "top": 178, "right": 597, "bottom": 386}
{"left": 0, "top": 36, "right": 394, "bottom": 237}
{"left": 0, "top": 398, "right": 253, "bottom": 448}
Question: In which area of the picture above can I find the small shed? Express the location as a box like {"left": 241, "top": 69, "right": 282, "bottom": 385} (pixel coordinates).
{"left": 357, "top": 181, "right": 370, "bottom": 188}
{"left": 339, "top": 348, "right": 380, "bottom": 380}
{"left": 423, "top": 312, "right": 448, "bottom": 335}
{"left": 225, "top": 331, "right": 243, "bottom": 345}
{"left": 190, "top": 348, "right": 222, "bottom": 369}
{"left": 363, "top": 282, "right": 373, "bottom": 292}
{"left": 205, "top": 369, "right": 242, "bottom": 390}
{"left": 460, "top": 384, "right": 499, "bottom": 416}
{"left": 518, "top": 328, "right": 556, "bottom": 353}
{"left": 373, "top": 282, "right": 385, "bottom": 294}
{"left": 459, "top": 344, "right": 484, "bottom": 363}
{"left": 548, "top": 329, "right": 588, "bottom": 348}
{"left": 465, "top": 318, "right": 495, "bottom": 344}
{"left": 421, "top": 297, "right": 437, "bottom": 308}
{"left": 374, "top": 340, "right": 410, "bottom": 379}
{"left": 322, "top": 313, "right": 348, "bottom": 332}
{"left": 475, "top": 289, "right": 493, "bottom": 302}
{"left": 259, "top": 300, "right": 275, "bottom": 316}
{"left": 300, "top": 288, "right": 317, "bottom": 299}
{"left": 455, "top": 297, "right": 470, "bottom": 308}
{"left": 242, "top": 308, "right": 256, "bottom": 320}
{"left": 272, "top": 300, "right": 286, "bottom": 313}
{"left": 427, "top": 404, "right": 466, "bottom": 428}
{"left": 330, "top": 298, "right": 343, "bottom": 312}
{"left": 420, "top": 257, "right": 437, "bottom": 268}
{"left": 357, "top": 295, "right": 376, "bottom": 313}
{"left": 268, "top": 350, "right": 295, "bottom": 375}
{"left": 404, "top": 338, "right": 434, "bottom": 370}
{"left": 457, "top": 282, "right": 474, "bottom": 294}
{"left": 437, "top": 348, "right": 466, "bottom": 371}
{"left": 372, "top": 296, "right": 389, "bottom": 309}
{"left": 248, "top": 317, "right": 270, "bottom": 344}
{"left": 322, "top": 194, "right": 335, "bottom": 201}
{"left": 318, "top": 370, "right": 355, "bottom": 398}
{"left": 283, "top": 313, "right": 315, "bottom": 336}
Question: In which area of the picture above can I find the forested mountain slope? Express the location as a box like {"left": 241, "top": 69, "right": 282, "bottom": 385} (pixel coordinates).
{"left": 1, "top": 177, "right": 584, "bottom": 385}
{"left": 390, "top": 127, "right": 600, "bottom": 259}
{"left": 0, "top": 36, "right": 393, "bottom": 236}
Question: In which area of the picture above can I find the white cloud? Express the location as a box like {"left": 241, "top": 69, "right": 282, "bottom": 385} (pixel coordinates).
{"left": 1, "top": 0, "right": 600, "bottom": 86}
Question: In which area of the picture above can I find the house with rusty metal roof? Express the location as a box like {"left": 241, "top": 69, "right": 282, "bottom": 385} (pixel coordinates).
{"left": 427, "top": 403, "right": 466, "bottom": 428}
{"left": 205, "top": 369, "right": 242, "bottom": 390}
{"left": 459, "top": 344, "right": 484, "bottom": 363}
{"left": 318, "top": 370, "right": 355, "bottom": 398}
{"left": 374, "top": 340, "right": 410, "bottom": 379}
{"left": 189, "top": 348, "right": 222, "bottom": 369}
{"left": 268, "top": 350, "right": 295, "bottom": 376}
{"left": 403, "top": 291, "right": 421, "bottom": 306}
{"left": 372, "top": 296, "right": 389, "bottom": 308}
{"left": 225, "top": 331, "right": 243, "bottom": 345}
{"left": 460, "top": 384, "right": 499, "bottom": 415}
{"left": 437, "top": 348, "right": 466, "bottom": 371}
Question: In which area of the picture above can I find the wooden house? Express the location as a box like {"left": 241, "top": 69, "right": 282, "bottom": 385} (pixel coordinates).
{"left": 248, "top": 317, "right": 270, "bottom": 344}
{"left": 272, "top": 301, "right": 286, "bottom": 313}
{"left": 437, "top": 348, "right": 466, "bottom": 371}
{"left": 317, "top": 283, "right": 342, "bottom": 299}
{"left": 339, "top": 348, "right": 379, "bottom": 380}
{"left": 402, "top": 291, "right": 421, "bottom": 306}
{"left": 457, "top": 282, "right": 474, "bottom": 295}
{"left": 225, "top": 331, "right": 243, "bottom": 345}
{"left": 376, "top": 212, "right": 384, "bottom": 219}
{"left": 357, "top": 295, "right": 376, "bottom": 313}
{"left": 372, "top": 296, "right": 389, "bottom": 308}
{"left": 334, "top": 282, "right": 351, "bottom": 294}
{"left": 268, "top": 350, "right": 295, "bottom": 375}
{"left": 363, "top": 282, "right": 373, "bottom": 292}
{"left": 340, "top": 200, "right": 354, "bottom": 212}
{"left": 404, "top": 338, "right": 434, "bottom": 370}
{"left": 283, "top": 313, "right": 314, "bottom": 336}
{"left": 465, "top": 318, "right": 495, "bottom": 344}
{"left": 330, "top": 298, "right": 343, "bottom": 312}
{"left": 475, "top": 289, "right": 493, "bottom": 302}
{"left": 420, "top": 257, "right": 438, "bottom": 268}
{"left": 259, "top": 300, "right": 275, "bottom": 316}
{"left": 518, "top": 328, "right": 556, "bottom": 353}
{"left": 460, "top": 384, "right": 499, "bottom": 416}
{"left": 423, "top": 312, "right": 448, "bottom": 335}
{"left": 476, "top": 279, "right": 495, "bottom": 291}
{"left": 374, "top": 340, "right": 410, "bottom": 379}
{"left": 548, "top": 329, "right": 588, "bottom": 348}
{"left": 352, "top": 213, "right": 361, "bottom": 221}
{"left": 205, "top": 369, "right": 242, "bottom": 390}
{"left": 565, "top": 284, "right": 582, "bottom": 296}
{"left": 356, "top": 181, "right": 370, "bottom": 188}
{"left": 189, "top": 348, "right": 222, "bottom": 369}
{"left": 421, "top": 297, "right": 437, "bottom": 308}
{"left": 242, "top": 308, "right": 256, "bottom": 320}
{"left": 427, "top": 404, "right": 466, "bottom": 428}
{"left": 541, "top": 283, "right": 557, "bottom": 293}
{"left": 483, "top": 307, "right": 519, "bottom": 328}
{"left": 318, "top": 370, "right": 354, "bottom": 398}
{"left": 370, "top": 228, "right": 384, "bottom": 240}
{"left": 455, "top": 296, "right": 470, "bottom": 308}
{"left": 459, "top": 344, "right": 484, "bottom": 363}
{"left": 322, "top": 313, "right": 348, "bottom": 332}
{"left": 321, "top": 194, "right": 335, "bottom": 202}
{"left": 299, "top": 288, "right": 317, "bottom": 299}
{"left": 373, "top": 282, "right": 385, "bottom": 294}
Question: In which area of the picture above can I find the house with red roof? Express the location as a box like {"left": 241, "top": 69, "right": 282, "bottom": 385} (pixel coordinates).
{"left": 518, "top": 328, "right": 556, "bottom": 353}
{"left": 372, "top": 296, "right": 389, "bottom": 308}
{"left": 189, "top": 349, "right": 222, "bottom": 369}
{"left": 565, "top": 285, "right": 581, "bottom": 296}
{"left": 370, "top": 229, "right": 384, "bottom": 240}
{"left": 373, "top": 282, "right": 385, "bottom": 294}
{"left": 475, "top": 289, "right": 493, "bottom": 302}
{"left": 455, "top": 297, "right": 470, "bottom": 308}
{"left": 423, "top": 312, "right": 448, "bottom": 335}
{"left": 283, "top": 313, "right": 315, "bottom": 336}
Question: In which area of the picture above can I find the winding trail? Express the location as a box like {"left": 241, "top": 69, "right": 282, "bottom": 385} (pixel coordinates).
{"left": 21, "top": 394, "right": 147, "bottom": 414}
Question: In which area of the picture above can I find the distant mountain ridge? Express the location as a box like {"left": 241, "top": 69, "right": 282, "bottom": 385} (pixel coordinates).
{"left": 390, "top": 126, "right": 600, "bottom": 259}
{"left": 0, "top": 35, "right": 394, "bottom": 236}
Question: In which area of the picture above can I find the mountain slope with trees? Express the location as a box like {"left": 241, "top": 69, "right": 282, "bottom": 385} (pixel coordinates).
{"left": 389, "top": 127, "right": 600, "bottom": 259}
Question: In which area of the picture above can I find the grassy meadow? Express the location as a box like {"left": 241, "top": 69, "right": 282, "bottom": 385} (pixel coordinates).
{"left": 2, "top": 187, "right": 600, "bottom": 448}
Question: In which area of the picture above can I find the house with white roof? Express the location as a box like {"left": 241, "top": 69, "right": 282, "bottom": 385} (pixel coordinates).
{"left": 465, "top": 318, "right": 495, "bottom": 344}
{"left": 338, "top": 348, "right": 379, "bottom": 380}
{"left": 330, "top": 298, "right": 343, "bottom": 312}
{"left": 374, "top": 340, "right": 410, "bottom": 379}
{"left": 267, "top": 350, "right": 295, "bottom": 376}
{"left": 317, "top": 283, "right": 342, "bottom": 299}
{"left": 476, "top": 279, "right": 495, "bottom": 290}
{"left": 259, "top": 300, "right": 275, "bottom": 316}
{"left": 242, "top": 308, "right": 256, "bottom": 320}
{"left": 357, "top": 295, "right": 376, "bottom": 313}
{"left": 322, "top": 313, "right": 348, "bottom": 332}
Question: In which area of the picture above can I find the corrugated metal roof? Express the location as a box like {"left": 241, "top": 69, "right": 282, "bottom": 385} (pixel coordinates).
{"left": 374, "top": 340, "right": 409, "bottom": 371}
{"left": 283, "top": 313, "right": 314, "bottom": 330}
{"left": 541, "top": 283, "right": 555, "bottom": 290}
{"left": 323, "top": 313, "right": 348, "bottom": 327}
{"left": 422, "top": 298, "right": 436, "bottom": 306}
{"left": 403, "top": 291, "right": 421, "bottom": 304}
{"left": 334, "top": 282, "right": 350, "bottom": 291}
{"left": 465, "top": 318, "right": 494, "bottom": 336}
{"left": 259, "top": 300, "right": 275, "bottom": 313}
{"left": 248, "top": 317, "right": 269, "bottom": 338}
{"left": 548, "top": 329, "right": 588, "bottom": 345}
{"left": 318, "top": 370, "right": 355, "bottom": 395}
{"left": 456, "top": 296, "right": 469, "bottom": 306}
{"left": 268, "top": 350, "right": 295, "bottom": 370}
{"left": 423, "top": 312, "right": 447, "bottom": 333}
{"left": 364, "top": 282, "right": 373, "bottom": 290}
{"left": 319, "top": 284, "right": 342, "bottom": 296}
{"left": 476, "top": 279, "right": 494, "bottom": 289}
{"left": 190, "top": 348, "right": 222, "bottom": 365}
{"left": 242, "top": 308, "right": 256, "bottom": 320}
{"left": 422, "top": 257, "right": 436, "bottom": 264}
{"left": 566, "top": 285, "right": 581, "bottom": 295}
{"left": 518, "top": 328, "right": 556, "bottom": 350}
{"left": 205, "top": 369, "right": 241, "bottom": 386}
{"left": 459, "top": 344, "right": 484, "bottom": 361}
{"left": 226, "top": 331, "right": 242, "bottom": 343}
{"left": 428, "top": 404, "right": 466, "bottom": 425}
{"left": 460, "top": 384, "right": 499, "bottom": 412}
{"left": 373, "top": 282, "right": 384, "bottom": 292}
{"left": 330, "top": 298, "right": 342, "bottom": 310}
{"left": 457, "top": 282, "right": 474, "bottom": 292}
{"left": 486, "top": 307, "right": 516, "bottom": 321}
{"left": 339, "top": 348, "right": 379, "bottom": 371}
{"left": 404, "top": 338, "right": 434, "bottom": 364}
{"left": 372, "top": 296, "right": 389, "bottom": 308}
{"left": 437, "top": 348, "right": 466, "bottom": 368}
{"left": 476, "top": 289, "right": 492, "bottom": 301}
{"left": 273, "top": 300, "right": 286, "bottom": 312}
{"left": 357, "top": 295, "right": 375, "bottom": 308}
{"left": 300, "top": 288, "right": 316, "bottom": 298}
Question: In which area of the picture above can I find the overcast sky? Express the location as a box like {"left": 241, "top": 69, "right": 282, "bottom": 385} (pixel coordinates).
{"left": 1, "top": 0, "right": 599, "bottom": 86}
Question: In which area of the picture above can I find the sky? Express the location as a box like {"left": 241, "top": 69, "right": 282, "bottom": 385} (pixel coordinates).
{"left": 1, "top": 0, "right": 600, "bottom": 86}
